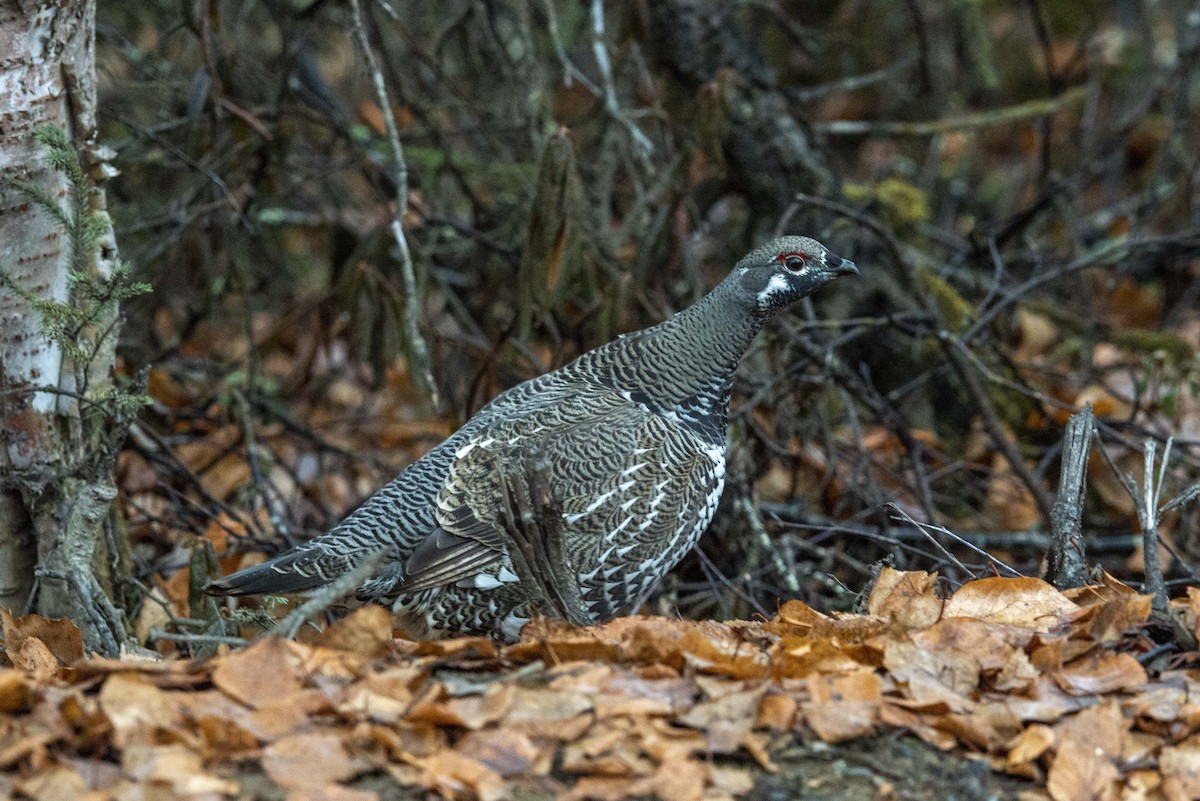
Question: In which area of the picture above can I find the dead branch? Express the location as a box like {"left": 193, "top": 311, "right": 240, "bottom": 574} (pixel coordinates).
{"left": 1043, "top": 405, "right": 1094, "bottom": 590}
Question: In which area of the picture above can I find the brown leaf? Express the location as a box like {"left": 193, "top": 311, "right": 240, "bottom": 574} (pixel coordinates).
{"left": 1, "top": 609, "right": 83, "bottom": 667}
{"left": 0, "top": 669, "right": 40, "bottom": 713}
{"left": 318, "top": 605, "right": 394, "bottom": 658}
{"left": 418, "top": 750, "right": 507, "bottom": 801}
{"left": 1055, "top": 652, "right": 1147, "bottom": 696}
{"left": 407, "top": 683, "right": 513, "bottom": 730}
{"left": 944, "top": 577, "right": 1079, "bottom": 632}
{"left": 13, "top": 764, "right": 88, "bottom": 801}
{"left": 1159, "top": 736, "right": 1200, "bottom": 801}
{"left": 677, "top": 687, "right": 763, "bottom": 753}
{"left": 1046, "top": 737, "right": 1118, "bottom": 801}
{"left": 866, "top": 568, "right": 939, "bottom": 618}
{"left": 455, "top": 729, "right": 544, "bottom": 777}
{"left": 13, "top": 637, "right": 60, "bottom": 675}
{"left": 122, "top": 743, "right": 239, "bottom": 795}
{"left": 984, "top": 454, "right": 1042, "bottom": 531}
{"left": 914, "top": 618, "right": 1033, "bottom": 673}
{"left": 99, "top": 673, "right": 182, "bottom": 746}
{"left": 755, "top": 692, "right": 797, "bottom": 732}
{"left": 803, "top": 670, "right": 881, "bottom": 743}
{"left": 1007, "top": 722, "right": 1056, "bottom": 770}
{"left": 262, "top": 733, "right": 367, "bottom": 790}
{"left": 884, "top": 637, "right": 978, "bottom": 712}
{"left": 506, "top": 685, "right": 593, "bottom": 727}
{"left": 212, "top": 636, "right": 303, "bottom": 708}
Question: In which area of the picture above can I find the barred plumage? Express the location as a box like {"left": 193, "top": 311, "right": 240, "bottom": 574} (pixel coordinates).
{"left": 206, "top": 236, "right": 857, "bottom": 639}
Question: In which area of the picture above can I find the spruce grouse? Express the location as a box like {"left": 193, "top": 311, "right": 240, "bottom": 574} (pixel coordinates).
{"left": 206, "top": 236, "right": 858, "bottom": 639}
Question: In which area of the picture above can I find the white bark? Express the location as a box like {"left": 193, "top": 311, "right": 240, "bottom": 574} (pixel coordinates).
{"left": 0, "top": 0, "right": 128, "bottom": 653}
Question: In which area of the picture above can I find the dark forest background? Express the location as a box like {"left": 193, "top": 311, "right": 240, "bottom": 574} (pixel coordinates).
{"left": 94, "top": 0, "right": 1200, "bottom": 644}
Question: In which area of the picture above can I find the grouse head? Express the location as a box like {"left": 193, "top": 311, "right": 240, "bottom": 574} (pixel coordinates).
{"left": 731, "top": 235, "right": 858, "bottom": 316}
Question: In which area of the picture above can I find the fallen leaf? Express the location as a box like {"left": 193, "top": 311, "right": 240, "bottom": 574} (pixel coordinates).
{"left": 99, "top": 673, "right": 181, "bottom": 746}
{"left": 262, "top": 733, "right": 367, "bottom": 790}
{"left": 318, "top": 605, "right": 394, "bottom": 658}
{"left": 1055, "top": 651, "right": 1147, "bottom": 695}
{"left": 212, "top": 636, "right": 303, "bottom": 708}
{"left": 1159, "top": 737, "right": 1200, "bottom": 801}
{"left": 0, "top": 669, "right": 40, "bottom": 713}
{"left": 884, "top": 637, "right": 978, "bottom": 712}
{"left": 1046, "top": 736, "right": 1118, "bottom": 801}
{"left": 866, "top": 568, "right": 939, "bottom": 618}
{"left": 418, "top": 749, "right": 507, "bottom": 801}
{"left": 755, "top": 692, "right": 797, "bottom": 732}
{"left": 803, "top": 669, "right": 881, "bottom": 743}
{"left": 677, "top": 686, "right": 763, "bottom": 753}
{"left": 1, "top": 609, "right": 83, "bottom": 667}
{"left": 455, "top": 728, "right": 544, "bottom": 777}
{"left": 122, "top": 743, "right": 239, "bottom": 795}
{"left": 1007, "top": 722, "right": 1056, "bottom": 769}
{"left": 945, "top": 577, "right": 1080, "bottom": 632}
{"left": 13, "top": 764, "right": 88, "bottom": 801}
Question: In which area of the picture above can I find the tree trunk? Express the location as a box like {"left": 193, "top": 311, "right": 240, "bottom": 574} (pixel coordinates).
{"left": 0, "top": 0, "right": 130, "bottom": 655}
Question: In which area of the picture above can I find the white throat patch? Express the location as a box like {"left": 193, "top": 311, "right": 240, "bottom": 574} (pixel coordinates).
{"left": 757, "top": 272, "right": 792, "bottom": 306}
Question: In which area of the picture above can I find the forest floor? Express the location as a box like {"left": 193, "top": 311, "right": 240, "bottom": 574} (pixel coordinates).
{"left": 3, "top": 569, "right": 1197, "bottom": 801}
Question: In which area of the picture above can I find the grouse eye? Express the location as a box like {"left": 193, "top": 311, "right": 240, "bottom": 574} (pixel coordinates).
{"left": 783, "top": 255, "right": 807, "bottom": 273}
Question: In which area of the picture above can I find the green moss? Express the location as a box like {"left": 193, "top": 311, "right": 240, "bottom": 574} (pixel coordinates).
{"left": 917, "top": 267, "right": 973, "bottom": 334}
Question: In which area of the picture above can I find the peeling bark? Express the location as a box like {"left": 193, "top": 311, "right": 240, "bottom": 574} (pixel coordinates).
{"left": 0, "top": 0, "right": 130, "bottom": 654}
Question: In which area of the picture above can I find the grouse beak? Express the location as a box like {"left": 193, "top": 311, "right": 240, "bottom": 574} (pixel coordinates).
{"left": 827, "top": 254, "right": 859, "bottom": 278}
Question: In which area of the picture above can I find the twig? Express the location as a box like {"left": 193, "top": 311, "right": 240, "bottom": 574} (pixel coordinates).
{"left": 887, "top": 504, "right": 974, "bottom": 578}
{"left": 148, "top": 630, "right": 248, "bottom": 647}
{"left": 812, "top": 87, "right": 1085, "bottom": 136}
{"left": 889, "top": 503, "right": 1023, "bottom": 579}
{"left": 1100, "top": 438, "right": 1173, "bottom": 612}
{"left": 542, "top": 0, "right": 601, "bottom": 95}
{"left": 348, "top": 0, "right": 440, "bottom": 410}
{"left": 277, "top": 550, "right": 387, "bottom": 639}
{"left": 235, "top": 389, "right": 295, "bottom": 547}
{"left": 589, "top": 0, "right": 654, "bottom": 159}
{"left": 942, "top": 335, "right": 1055, "bottom": 525}
{"left": 794, "top": 191, "right": 1057, "bottom": 527}
{"left": 737, "top": 496, "right": 800, "bottom": 595}
{"left": 788, "top": 57, "right": 918, "bottom": 103}
{"left": 1043, "top": 406, "right": 1094, "bottom": 589}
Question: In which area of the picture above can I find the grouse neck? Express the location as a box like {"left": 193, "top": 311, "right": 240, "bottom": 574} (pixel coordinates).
{"left": 578, "top": 285, "right": 764, "bottom": 442}
{"left": 663, "top": 286, "right": 766, "bottom": 394}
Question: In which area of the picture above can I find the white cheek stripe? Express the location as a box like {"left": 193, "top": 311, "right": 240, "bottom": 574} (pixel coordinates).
{"left": 756, "top": 272, "right": 790, "bottom": 305}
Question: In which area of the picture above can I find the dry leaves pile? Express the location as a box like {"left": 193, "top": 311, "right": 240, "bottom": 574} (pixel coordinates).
{"left": 2, "top": 569, "right": 1199, "bottom": 801}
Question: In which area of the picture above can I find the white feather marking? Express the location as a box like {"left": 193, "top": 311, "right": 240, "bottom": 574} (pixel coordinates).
{"left": 564, "top": 488, "right": 617, "bottom": 523}
{"left": 497, "top": 566, "right": 519, "bottom": 583}
{"left": 501, "top": 613, "right": 530, "bottom": 641}
{"left": 605, "top": 515, "right": 635, "bottom": 542}
{"left": 757, "top": 272, "right": 790, "bottom": 305}
{"left": 621, "top": 462, "right": 647, "bottom": 476}
{"left": 620, "top": 497, "right": 638, "bottom": 512}
{"left": 616, "top": 544, "right": 636, "bottom": 557}
{"left": 460, "top": 573, "right": 502, "bottom": 590}
{"left": 618, "top": 479, "right": 636, "bottom": 492}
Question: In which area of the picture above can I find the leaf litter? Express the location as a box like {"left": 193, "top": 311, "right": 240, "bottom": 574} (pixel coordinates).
{"left": 1, "top": 568, "right": 1198, "bottom": 801}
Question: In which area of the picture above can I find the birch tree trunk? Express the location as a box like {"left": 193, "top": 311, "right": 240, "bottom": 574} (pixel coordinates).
{"left": 0, "top": 0, "right": 131, "bottom": 654}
